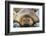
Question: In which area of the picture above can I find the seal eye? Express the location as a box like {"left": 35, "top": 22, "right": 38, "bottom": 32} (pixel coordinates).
{"left": 27, "top": 19, "right": 30, "bottom": 22}
{"left": 23, "top": 19, "right": 25, "bottom": 21}
{"left": 22, "top": 18, "right": 26, "bottom": 22}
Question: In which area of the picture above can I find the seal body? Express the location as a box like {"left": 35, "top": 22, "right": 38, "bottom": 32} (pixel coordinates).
{"left": 13, "top": 8, "right": 39, "bottom": 27}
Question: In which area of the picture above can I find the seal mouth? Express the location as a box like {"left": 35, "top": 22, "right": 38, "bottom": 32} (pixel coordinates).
{"left": 20, "top": 23, "right": 34, "bottom": 27}
{"left": 21, "top": 24, "right": 30, "bottom": 27}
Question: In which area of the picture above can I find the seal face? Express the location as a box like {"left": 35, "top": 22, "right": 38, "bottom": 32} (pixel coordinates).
{"left": 19, "top": 15, "right": 33, "bottom": 27}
